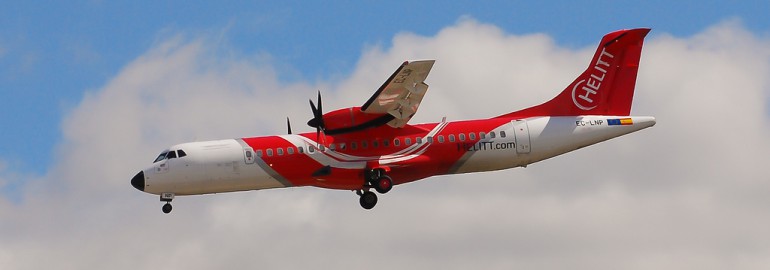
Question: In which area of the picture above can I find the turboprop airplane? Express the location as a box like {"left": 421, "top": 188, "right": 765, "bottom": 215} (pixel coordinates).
{"left": 131, "top": 28, "right": 655, "bottom": 213}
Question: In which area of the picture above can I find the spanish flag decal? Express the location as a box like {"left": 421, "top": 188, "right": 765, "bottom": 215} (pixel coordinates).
{"left": 608, "top": 118, "right": 634, "bottom": 126}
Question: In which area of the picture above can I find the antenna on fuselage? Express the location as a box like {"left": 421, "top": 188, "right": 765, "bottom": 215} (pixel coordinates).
{"left": 287, "top": 117, "right": 292, "bottom": 134}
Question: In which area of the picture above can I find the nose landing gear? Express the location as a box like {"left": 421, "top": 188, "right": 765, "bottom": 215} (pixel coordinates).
{"left": 160, "top": 193, "right": 175, "bottom": 214}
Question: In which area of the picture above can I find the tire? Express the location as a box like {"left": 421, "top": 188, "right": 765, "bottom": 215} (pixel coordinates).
{"left": 162, "top": 203, "right": 173, "bottom": 214}
{"left": 359, "top": 191, "right": 378, "bottom": 210}
{"left": 374, "top": 175, "right": 393, "bottom": 194}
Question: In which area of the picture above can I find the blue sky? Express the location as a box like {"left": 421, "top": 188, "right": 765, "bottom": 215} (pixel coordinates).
{"left": 1, "top": 1, "right": 769, "bottom": 174}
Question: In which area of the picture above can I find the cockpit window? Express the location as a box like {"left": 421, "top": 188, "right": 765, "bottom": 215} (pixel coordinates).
{"left": 154, "top": 151, "right": 169, "bottom": 163}
{"left": 153, "top": 149, "right": 185, "bottom": 163}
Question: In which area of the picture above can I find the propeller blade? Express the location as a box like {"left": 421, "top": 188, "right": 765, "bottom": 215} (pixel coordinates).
{"left": 307, "top": 90, "right": 325, "bottom": 129}
{"left": 306, "top": 90, "right": 326, "bottom": 146}
{"left": 309, "top": 99, "right": 318, "bottom": 117}
{"left": 316, "top": 90, "right": 322, "bottom": 120}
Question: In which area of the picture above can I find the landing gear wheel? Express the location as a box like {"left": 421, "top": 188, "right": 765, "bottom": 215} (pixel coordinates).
{"left": 359, "top": 191, "right": 378, "bottom": 210}
{"left": 373, "top": 175, "right": 393, "bottom": 194}
{"left": 162, "top": 203, "right": 173, "bottom": 214}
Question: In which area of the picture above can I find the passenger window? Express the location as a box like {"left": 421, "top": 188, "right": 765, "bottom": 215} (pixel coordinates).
{"left": 372, "top": 141, "right": 379, "bottom": 148}
{"left": 459, "top": 133, "right": 466, "bottom": 141}
{"left": 438, "top": 135, "right": 445, "bottom": 143}
{"left": 339, "top": 143, "right": 346, "bottom": 150}
{"left": 469, "top": 133, "right": 476, "bottom": 140}
{"left": 416, "top": 137, "right": 423, "bottom": 144}
{"left": 267, "top": 149, "right": 274, "bottom": 156}
{"left": 393, "top": 139, "right": 400, "bottom": 147}
{"left": 319, "top": 145, "right": 326, "bottom": 152}
{"left": 405, "top": 138, "right": 412, "bottom": 145}
{"left": 500, "top": 131, "right": 507, "bottom": 138}
{"left": 298, "top": 146, "right": 304, "bottom": 154}
{"left": 329, "top": 144, "right": 336, "bottom": 151}
{"left": 277, "top": 148, "right": 284, "bottom": 156}
{"left": 427, "top": 136, "right": 434, "bottom": 143}
{"left": 383, "top": 140, "right": 390, "bottom": 147}
{"left": 167, "top": 151, "right": 177, "bottom": 159}
{"left": 309, "top": 146, "right": 316, "bottom": 153}
{"left": 351, "top": 142, "right": 358, "bottom": 150}
{"left": 287, "top": 147, "right": 295, "bottom": 155}
{"left": 362, "top": 141, "right": 369, "bottom": 149}
{"left": 177, "top": 150, "right": 187, "bottom": 157}
{"left": 449, "top": 134, "right": 456, "bottom": 142}
{"left": 480, "top": 132, "right": 486, "bottom": 139}
{"left": 490, "top": 132, "right": 496, "bottom": 138}
{"left": 256, "top": 150, "right": 263, "bottom": 157}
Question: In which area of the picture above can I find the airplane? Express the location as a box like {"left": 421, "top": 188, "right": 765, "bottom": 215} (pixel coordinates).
{"left": 131, "top": 28, "right": 655, "bottom": 213}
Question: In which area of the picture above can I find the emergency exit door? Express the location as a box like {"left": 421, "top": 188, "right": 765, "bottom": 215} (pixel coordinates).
{"left": 244, "top": 147, "right": 256, "bottom": 164}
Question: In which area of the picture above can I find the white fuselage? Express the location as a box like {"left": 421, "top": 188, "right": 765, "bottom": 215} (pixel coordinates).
{"left": 138, "top": 116, "right": 655, "bottom": 196}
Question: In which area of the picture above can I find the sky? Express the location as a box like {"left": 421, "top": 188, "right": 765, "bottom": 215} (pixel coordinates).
{"left": 1, "top": 1, "right": 770, "bottom": 269}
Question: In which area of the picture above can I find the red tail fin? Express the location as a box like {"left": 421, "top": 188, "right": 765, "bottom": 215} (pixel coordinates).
{"left": 500, "top": 28, "right": 650, "bottom": 118}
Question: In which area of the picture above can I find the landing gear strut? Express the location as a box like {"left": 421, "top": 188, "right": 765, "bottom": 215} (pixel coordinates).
{"left": 366, "top": 168, "right": 392, "bottom": 194}
{"left": 160, "top": 192, "right": 175, "bottom": 214}
{"left": 357, "top": 168, "right": 394, "bottom": 209}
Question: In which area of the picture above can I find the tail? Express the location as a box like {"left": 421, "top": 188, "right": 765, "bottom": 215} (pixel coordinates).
{"left": 499, "top": 28, "right": 650, "bottom": 118}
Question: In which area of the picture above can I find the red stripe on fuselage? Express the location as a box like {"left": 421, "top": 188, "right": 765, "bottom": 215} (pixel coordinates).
{"left": 242, "top": 117, "right": 513, "bottom": 190}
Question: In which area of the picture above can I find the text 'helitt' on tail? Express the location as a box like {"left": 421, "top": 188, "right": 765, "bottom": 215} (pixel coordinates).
{"left": 501, "top": 28, "right": 650, "bottom": 118}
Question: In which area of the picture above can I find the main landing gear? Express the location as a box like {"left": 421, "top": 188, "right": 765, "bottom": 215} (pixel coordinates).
{"left": 357, "top": 168, "right": 394, "bottom": 210}
{"left": 357, "top": 190, "right": 378, "bottom": 209}
{"left": 160, "top": 192, "right": 175, "bottom": 214}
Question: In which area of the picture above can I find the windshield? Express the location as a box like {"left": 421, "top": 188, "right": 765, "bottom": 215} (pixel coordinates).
{"left": 153, "top": 151, "right": 169, "bottom": 163}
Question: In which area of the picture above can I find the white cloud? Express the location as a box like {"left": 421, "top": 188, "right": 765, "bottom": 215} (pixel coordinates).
{"left": 2, "top": 19, "right": 770, "bottom": 269}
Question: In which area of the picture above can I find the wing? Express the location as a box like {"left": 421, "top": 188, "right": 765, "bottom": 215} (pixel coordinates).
{"left": 361, "top": 60, "right": 435, "bottom": 128}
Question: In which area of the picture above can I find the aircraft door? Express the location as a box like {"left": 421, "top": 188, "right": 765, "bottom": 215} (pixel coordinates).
{"left": 512, "top": 120, "right": 531, "bottom": 154}
{"left": 244, "top": 147, "right": 256, "bottom": 164}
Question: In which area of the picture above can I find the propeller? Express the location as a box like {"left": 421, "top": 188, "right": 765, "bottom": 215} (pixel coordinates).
{"left": 306, "top": 91, "right": 330, "bottom": 177}
{"left": 307, "top": 90, "right": 326, "bottom": 142}
{"left": 286, "top": 117, "right": 292, "bottom": 134}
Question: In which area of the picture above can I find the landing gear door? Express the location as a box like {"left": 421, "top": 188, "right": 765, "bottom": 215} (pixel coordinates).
{"left": 244, "top": 147, "right": 256, "bottom": 164}
{"left": 512, "top": 120, "right": 531, "bottom": 154}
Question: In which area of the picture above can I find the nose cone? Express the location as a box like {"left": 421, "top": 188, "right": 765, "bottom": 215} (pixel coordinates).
{"left": 131, "top": 171, "right": 145, "bottom": 191}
